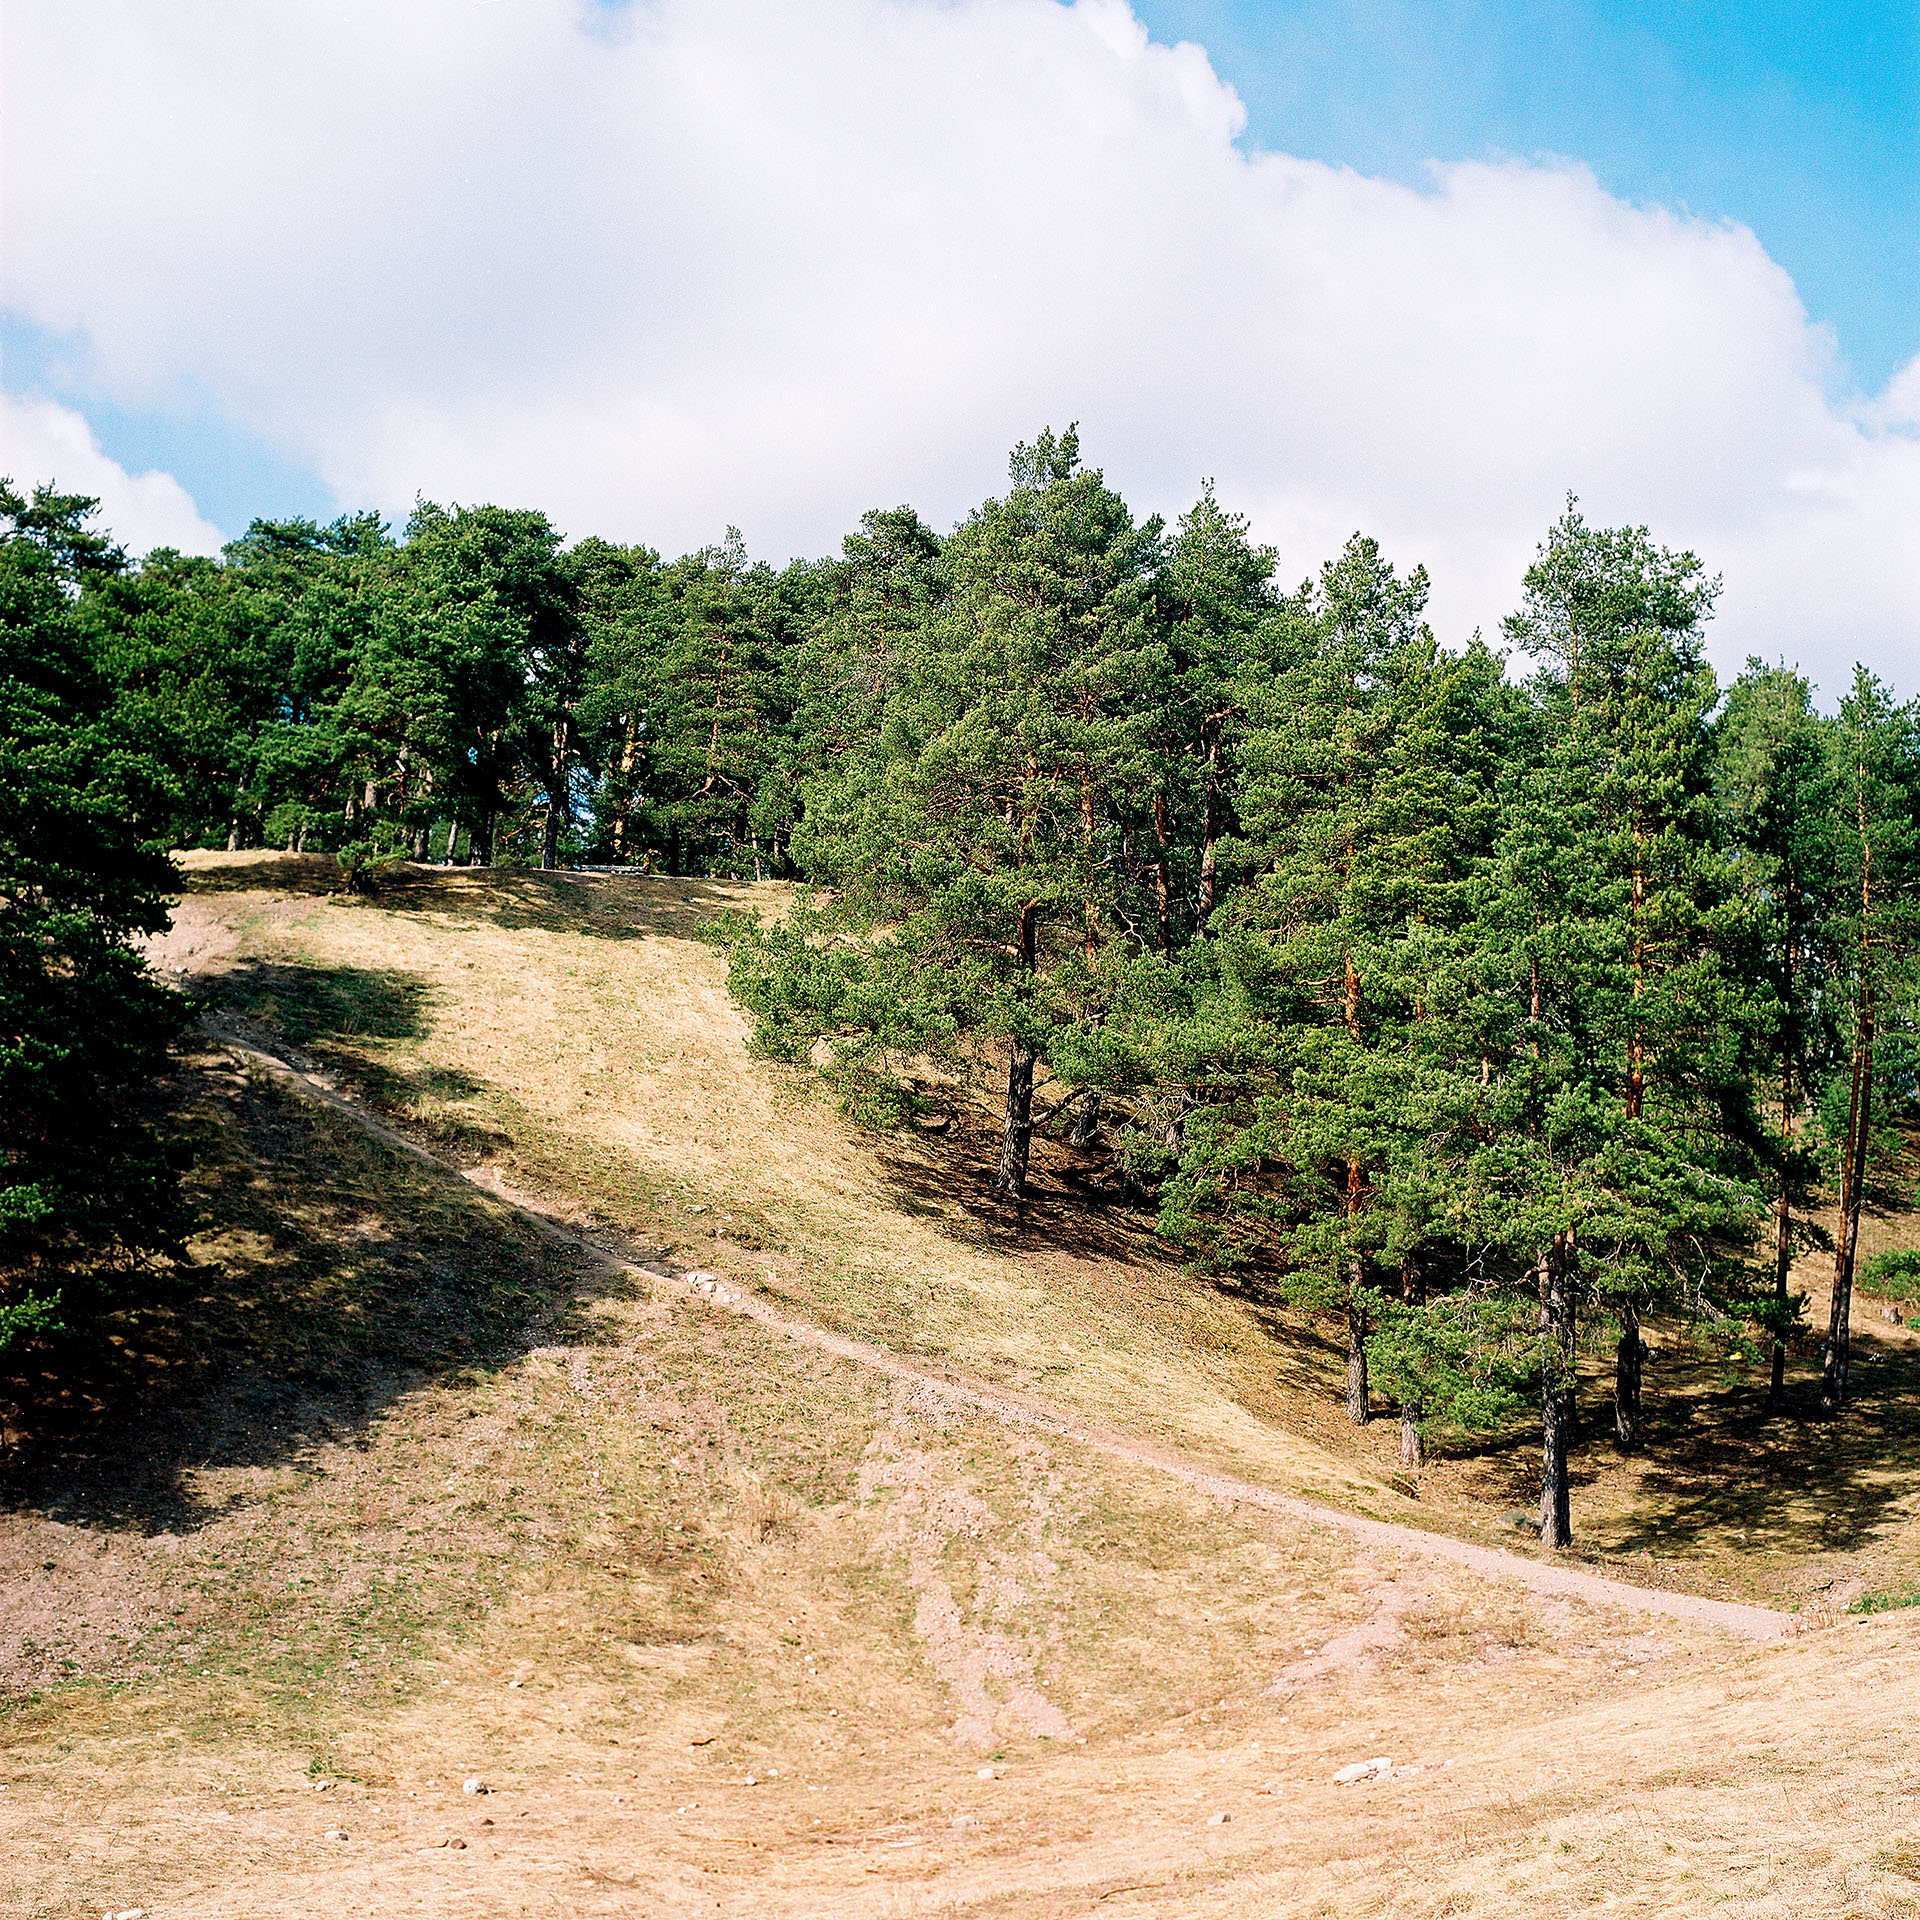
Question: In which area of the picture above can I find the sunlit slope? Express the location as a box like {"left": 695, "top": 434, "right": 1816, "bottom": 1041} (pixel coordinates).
{"left": 5, "top": 1015, "right": 1920, "bottom": 1919}
{"left": 3, "top": 1013, "right": 1920, "bottom": 1912}
{"left": 159, "top": 851, "right": 1920, "bottom": 1613}
{"left": 167, "top": 852, "right": 1390, "bottom": 1510}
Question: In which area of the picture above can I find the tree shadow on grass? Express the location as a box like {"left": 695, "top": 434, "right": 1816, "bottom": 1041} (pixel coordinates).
{"left": 873, "top": 1107, "right": 1164, "bottom": 1272}
{"left": 0, "top": 1040, "right": 588, "bottom": 1537}
{"left": 1423, "top": 1332, "right": 1920, "bottom": 1568}
{"left": 207, "top": 959, "right": 511, "bottom": 1162}
{"left": 373, "top": 865, "right": 747, "bottom": 944}
{"left": 176, "top": 849, "right": 755, "bottom": 944}
{"left": 175, "top": 851, "right": 344, "bottom": 895}
{"left": 216, "top": 958, "right": 433, "bottom": 1049}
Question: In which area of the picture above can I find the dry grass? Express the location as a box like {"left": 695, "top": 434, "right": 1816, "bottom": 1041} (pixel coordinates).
{"left": 154, "top": 853, "right": 1920, "bottom": 1608}
{"left": 4, "top": 850, "right": 1920, "bottom": 1916}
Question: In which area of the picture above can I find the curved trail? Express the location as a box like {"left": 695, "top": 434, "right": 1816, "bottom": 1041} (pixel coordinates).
{"left": 217, "top": 1024, "right": 1789, "bottom": 1645}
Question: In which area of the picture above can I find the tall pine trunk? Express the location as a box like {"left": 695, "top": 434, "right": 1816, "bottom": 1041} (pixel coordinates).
{"left": 1197, "top": 736, "right": 1222, "bottom": 918}
{"left": 1341, "top": 943, "right": 1369, "bottom": 1427}
{"left": 541, "top": 718, "right": 566, "bottom": 870}
{"left": 1770, "top": 891, "right": 1796, "bottom": 1408}
{"left": 610, "top": 716, "right": 638, "bottom": 862}
{"left": 1399, "top": 1258, "right": 1424, "bottom": 1467}
{"left": 1344, "top": 1154, "right": 1369, "bottom": 1426}
{"left": 997, "top": 1042, "right": 1036, "bottom": 1199}
{"left": 1540, "top": 1231, "right": 1574, "bottom": 1547}
{"left": 1824, "top": 997, "right": 1873, "bottom": 1411}
{"left": 996, "top": 904, "right": 1039, "bottom": 1199}
{"left": 1824, "top": 809, "right": 1875, "bottom": 1414}
{"left": 1614, "top": 1300, "right": 1642, "bottom": 1450}
{"left": 1345, "top": 1260, "right": 1369, "bottom": 1426}
{"left": 1152, "top": 792, "right": 1172, "bottom": 952}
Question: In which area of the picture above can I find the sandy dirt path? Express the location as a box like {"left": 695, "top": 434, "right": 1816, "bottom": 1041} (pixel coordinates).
{"left": 215, "top": 1023, "right": 1789, "bottom": 1645}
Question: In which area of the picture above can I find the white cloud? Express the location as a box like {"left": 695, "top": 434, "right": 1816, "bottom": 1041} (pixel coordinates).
{"left": 1, "top": 0, "right": 1915, "bottom": 693}
{"left": 0, "top": 392, "right": 225, "bottom": 556}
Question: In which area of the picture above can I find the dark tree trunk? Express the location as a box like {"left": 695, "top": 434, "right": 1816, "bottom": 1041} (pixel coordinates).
{"left": 1162, "top": 1086, "right": 1194, "bottom": 1159}
{"left": 610, "top": 715, "right": 638, "bottom": 862}
{"left": 1197, "top": 735, "right": 1223, "bottom": 918}
{"left": 1345, "top": 1264, "right": 1369, "bottom": 1427}
{"left": 1152, "top": 792, "right": 1172, "bottom": 952}
{"left": 1614, "top": 1300, "right": 1643, "bottom": 1451}
{"left": 996, "top": 903, "right": 1040, "bottom": 1200}
{"left": 470, "top": 812, "right": 494, "bottom": 869}
{"left": 1399, "top": 1257, "right": 1424, "bottom": 1466}
{"left": 1824, "top": 1015, "right": 1872, "bottom": 1412}
{"left": 1069, "top": 1091, "right": 1100, "bottom": 1151}
{"left": 1770, "top": 883, "right": 1797, "bottom": 1408}
{"left": 997, "top": 1041, "right": 1036, "bottom": 1199}
{"left": 1540, "top": 1231, "right": 1574, "bottom": 1547}
{"left": 1770, "top": 1146, "right": 1792, "bottom": 1407}
{"left": 1343, "top": 1143, "right": 1368, "bottom": 1426}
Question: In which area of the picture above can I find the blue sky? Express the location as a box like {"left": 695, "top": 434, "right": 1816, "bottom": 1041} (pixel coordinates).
{"left": 1136, "top": 0, "right": 1919, "bottom": 391}
{"left": 0, "top": 311, "right": 329, "bottom": 533}
{"left": 4, "top": 0, "right": 1915, "bottom": 693}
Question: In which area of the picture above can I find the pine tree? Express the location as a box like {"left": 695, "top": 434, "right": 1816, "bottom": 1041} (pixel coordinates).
{"left": 1819, "top": 672, "right": 1920, "bottom": 1411}
{"left": 729, "top": 429, "right": 1169, "bottom": 1196}
{"left": 572, "top": 536, "right": 671, "bottom": 865}
{"left": 1155, "top": 484, "right": 1279, "bottom": 944}
{"left": 1260, "top": 538, "right": 1436, "bottom": 1421}
{"left": 0, "top": 482, "right": 190, "bottom": 1373}
{"left": 1717, "top": 662, "right": 1836, "bottom": 1406}
{"left": 1486, "top": 504, "right": 1763, "bottom": 1540}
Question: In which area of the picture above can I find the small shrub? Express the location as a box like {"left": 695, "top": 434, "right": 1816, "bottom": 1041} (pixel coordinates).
{"left": 1862, "top": 1249, "right": 1920, "bottom": 1301}
{"left": 1848, "top": 1586, "right": 1920, "bottom": 1616}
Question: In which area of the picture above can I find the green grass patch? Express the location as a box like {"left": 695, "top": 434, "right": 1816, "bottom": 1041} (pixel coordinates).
{"left": 1849, "top": 1586, "right": 1920, "bottom": 1615}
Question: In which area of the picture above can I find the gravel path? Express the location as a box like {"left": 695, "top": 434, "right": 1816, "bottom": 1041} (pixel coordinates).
{"left": 218, "top": 1025, "right": 1791, "bottom": 1645}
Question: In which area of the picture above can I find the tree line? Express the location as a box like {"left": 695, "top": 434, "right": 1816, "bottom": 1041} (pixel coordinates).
{"left": 2, "top": 435, "right": 1916, "bottom": 1543}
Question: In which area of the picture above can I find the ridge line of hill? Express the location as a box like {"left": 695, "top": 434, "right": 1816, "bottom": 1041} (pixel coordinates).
{"left": 209, "top": 1019, "right": 1791, "bottom": 1646}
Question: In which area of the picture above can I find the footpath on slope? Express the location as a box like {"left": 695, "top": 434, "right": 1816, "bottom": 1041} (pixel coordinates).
{"left": 212, "top": 1022, "right": 1790, "bottom": 1646}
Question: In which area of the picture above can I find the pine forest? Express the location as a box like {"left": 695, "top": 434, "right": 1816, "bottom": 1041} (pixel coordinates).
{"left": 4, "top": 429, "right": 1918, "bottom": 1551}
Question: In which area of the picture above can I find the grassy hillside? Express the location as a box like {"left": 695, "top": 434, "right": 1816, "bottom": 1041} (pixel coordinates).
{"left": 166, "top": 852, "right": 1920, "bottom": 1609}
{"left": 4, "top": 850, "right": 1920, "bottom": 1918}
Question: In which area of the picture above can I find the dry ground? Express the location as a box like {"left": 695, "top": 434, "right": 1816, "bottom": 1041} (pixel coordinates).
{"left": 5, "top": 851, "right": 1920, "bottom": 1918}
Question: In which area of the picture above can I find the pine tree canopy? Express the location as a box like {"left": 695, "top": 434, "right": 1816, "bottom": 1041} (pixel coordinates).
{"left": 8, "top": 444, "right": 1918, "bottom": 1544}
